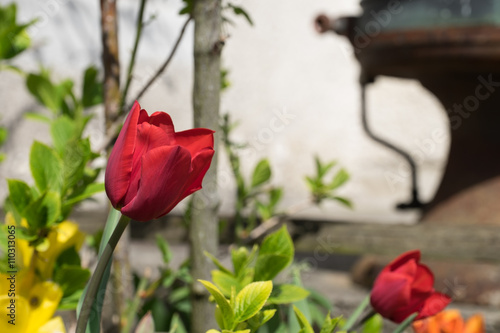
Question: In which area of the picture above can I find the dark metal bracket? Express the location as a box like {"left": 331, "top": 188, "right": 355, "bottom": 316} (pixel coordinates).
{"left": 360, "top": 75, "right": 425, "bottom": 210}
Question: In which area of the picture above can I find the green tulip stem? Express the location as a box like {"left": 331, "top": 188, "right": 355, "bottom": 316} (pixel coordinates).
{"left": 392, "top": 312, "right": 418, "bottom": 333}
{"left": 341, "top": 295, "right": 371, "bottom": 331}
{"left": 76, "top": 210, "right": 129, "bottom": 333}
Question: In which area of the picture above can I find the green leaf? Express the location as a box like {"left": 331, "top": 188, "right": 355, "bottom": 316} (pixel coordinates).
{"left": 22, "top": 191, "right": 61, "bottom": 228}
{"left": 254, "top": 225, "right": 294, "bottom": 281}
{"left": 251, "top": 159, "right": 271, "bottom": 188}
{"left": 267, "top": 284, "right": 310, "bottom": 305}
{"left": 30, "top": 141, "right": 63, "bottom": 192}
{"left": 156, "top": 235, "right": 172, "bottom": 264}
{"left": 179, "top": 0, "right": 193, "bottom": 15}
{"left": 329, "top": 169, "right": 349, "bottom": 190}
{"left": 332, "top": 196, "right": 353, "bottom": 209}
{"left": 53, "top": 265, "right": 91, "bottom": 297}
{"left": 205, "top": 251, "right": 233, "bottom": 275}
{"left": 7, "top": 179, "right": 32, "bottom": 216}
{"left": 64, "top": 182, "right": 104, "bottom": 206}
{"left": 362, "top": 313, "right": 383, "bottom": 333}
{"left": 50, "top": 115, "right": 76, "bottom": 153}
{"left": 212, "top": 270, "right": 242, "bottom": 297}
{"left": 228, "top": 4, "right": 254, "bottom": 26}
{"left": 169, "top": 313, "right": 187, "bottom": 333}
{"left": 26, "top": 73, "right": 61, "bottom": 112}
{"left": 135, "top": 312, "right": 155, "bottom": 333}
{"left": 231, "top": 246, "right": 249, "bottom": 277}
{"left": 293, "top": 305, "right": 314, "bottom": 333}
{"left": 55, "top": 246, "right": 81, "bottom": 268}
{"left": 0, "top": 127, "right": 7, "bottom": 145}
{"left": 233, "top": 281, "right": 272, "bottom": 323}
{"left": 319, "top": 313, "right": 342, "bottom": 333}
{"left": 198, "top": 280, "right": 234, "bottom": 330}
{"left": 82, "top": 66, "right": 103, "bottom": 108}
{"left": 24, "top": 112, "right": 51, "bottom": 123}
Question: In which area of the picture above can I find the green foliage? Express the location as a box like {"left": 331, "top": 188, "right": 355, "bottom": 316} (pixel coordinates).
{"left": 0, "top": 3, "right": 34, "bottom": 62}
{"left": 305, "top": 156, "right": 352, "bottom": 208}
{"left": 221, "top": 113, "right": 284, "bottom": 240}
{"left": 179, "top": 0, "right": 193, "bottom": 16}
{"left": 0, "top": 126, "right": 7, "bottom": 163}
{"left": 254, "top": 226, "right": 294, "bottom": 281}
{"left": 223, "top": 3, "right": 253, "bottom": 26}
{"left": 132, "top": 237, "right": 194, "bottom": 332}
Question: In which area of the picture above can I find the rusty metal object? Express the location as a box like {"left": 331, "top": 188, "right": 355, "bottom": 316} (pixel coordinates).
{"left": 317, "top": 9, "right": 500, "bottom": 214}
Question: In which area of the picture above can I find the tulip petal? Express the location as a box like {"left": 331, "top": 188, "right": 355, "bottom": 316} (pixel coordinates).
{"left": 175, "top": 128, "right": 215, "bottom": 156}
{"left": 148, "top": 111, "right": 176, "bottom": 140}
{"left": 388, "top": 250, "right": 421, "bottom": 271}
{"left": 417, "top": 292, "right": 451, "bottom": 320}
{"left": 412, "top": 264, "right": 435, "bottom": 293}
{"left": 371, "top": 273, "right": 413, "bottom": 320}
{"left": 121, "top": 145, "right": 192, "bottom": 221}
{"left": 105, "top": 101, "right": 141, "bottom": 207}
{"left": 122, "top": 122, "right": 172, "bottom": 205}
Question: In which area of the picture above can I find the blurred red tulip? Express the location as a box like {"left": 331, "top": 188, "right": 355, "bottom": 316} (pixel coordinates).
{"left": 412, "top": 309, "right": 485, "bottom": 333}
{"left": 370, "top": 250, "right": 451, "bottom": 323}
{"left": 105, "top": 101, "right": 215, "bottom": 221}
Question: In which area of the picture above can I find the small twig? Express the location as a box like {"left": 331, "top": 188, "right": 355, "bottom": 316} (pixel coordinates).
{"left": 97, "top": 16, "right": 193, "bottom": 153}
{"left": 244, "top": 200, "right": 312, "bottom": 243}
{"left": 120, "top": 0, "right": 148, "bottom": 115}
{"left": 130, "top": 16, "right": 192, "bottom": 109}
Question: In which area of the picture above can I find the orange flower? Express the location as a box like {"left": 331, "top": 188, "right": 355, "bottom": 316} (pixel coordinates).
{"left": 412, "top": 309, "right": 484, "bottom": 333}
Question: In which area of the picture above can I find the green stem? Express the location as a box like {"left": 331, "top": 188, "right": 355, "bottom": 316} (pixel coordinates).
{"left": 76, "top": 213, "right": 129, "bottom": 333}
{"left": 392, "top": 312, "right": 418, "bottom": 333}
{"left": 341, "top": 295, "right": 371, "bottom": 331}
{"left": 120, "top": 0, "right": 147, "bottom": 114}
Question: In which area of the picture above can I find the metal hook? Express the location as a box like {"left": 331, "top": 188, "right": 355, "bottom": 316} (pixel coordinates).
{"left": 360, "top": 74, "right": 425, "bottom": 210}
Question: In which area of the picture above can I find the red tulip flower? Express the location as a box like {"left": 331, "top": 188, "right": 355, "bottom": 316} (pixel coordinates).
{"left": 105, "top": 101, "right": 215, "bottom": 222}
{"left": 370, "top": 250, "right": 451, "bottom": 323}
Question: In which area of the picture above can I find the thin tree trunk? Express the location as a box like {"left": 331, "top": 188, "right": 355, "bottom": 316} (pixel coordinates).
{"left": 101, "top": 0, "right": 121, "bottom": 129}
{"left": 100, "top": 1, "right": 132, "bottom": 332}
{"left": 189, "top": 0, "right": 222, "bottom": 332}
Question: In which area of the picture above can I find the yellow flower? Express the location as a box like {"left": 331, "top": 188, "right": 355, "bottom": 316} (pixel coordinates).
{"left": 0, "top": 281, "right": 65, "bottom": 333}
{"left": 35, "top": 220, "right": 85, "bottom": 280}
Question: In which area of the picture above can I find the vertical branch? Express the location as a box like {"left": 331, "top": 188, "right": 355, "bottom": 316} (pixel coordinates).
{"left": 100, "top": 1, "right": 132, "bottom": 332}
{"left": 101, "top": 0, "right": 121, "bottom": 129}
{"left": 189, "top": 0, "right": 222, "bottom": 332}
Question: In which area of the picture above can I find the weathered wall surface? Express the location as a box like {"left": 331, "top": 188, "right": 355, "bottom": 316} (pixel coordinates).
{"left": 0, "top": 0, "right": 449, "bottom": 223}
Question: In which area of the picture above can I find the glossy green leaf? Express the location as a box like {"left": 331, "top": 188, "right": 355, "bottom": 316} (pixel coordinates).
{"left": 212, "top": 270, "right": 242, "bottom": 297}
{"left": 64, "top": 182, "right": 104, "bottom": 206}
{"left": 198, "top": 280, "right": 234, "bottom": 329}
{"left": 267, "top": 284, "right": 309, "bottom": 305}
{"left": 26, "top": 73, "right": 61, "bottom": 112}
{"left": 254, "top": 225, "right": 293, "bottom": 281}
{"left": 54, "top": 265, "right": 91, "bottom": 297}
{"left": 234, "top": 281, "right": 272, "bottom": 323}
{"left": 30, "top": 141, "right": 63, "bottom": 192}
{"left": 362, "top": 313, "right": 383, "bottom": 333}
{"left": 22, "top": 191, "right": 61, "bottom": 228}
{"left": 293, "top": 305, "right": 314, "bottom": 333}
{"left": 7, "top": 179, "right": 32, "bottom": 216}
{"left": 319, "top": 312, "right": 342, "bottom": 333}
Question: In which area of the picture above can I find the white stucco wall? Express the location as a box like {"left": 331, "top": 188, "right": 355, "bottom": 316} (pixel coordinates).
{"left": 0, "top": 0, "right": 449, "bottom": 224}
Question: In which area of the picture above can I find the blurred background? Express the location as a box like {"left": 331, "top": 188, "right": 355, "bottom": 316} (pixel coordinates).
{"left": 0, "top": 0, "right": 449, "bottom": 225}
